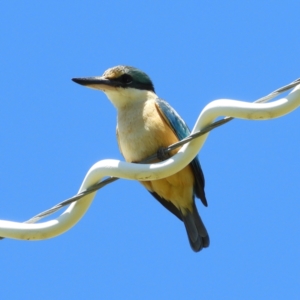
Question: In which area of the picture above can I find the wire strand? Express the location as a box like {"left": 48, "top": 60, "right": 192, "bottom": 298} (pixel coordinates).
{"left": 6, "top": 78, "right": 300, "bottom": 227}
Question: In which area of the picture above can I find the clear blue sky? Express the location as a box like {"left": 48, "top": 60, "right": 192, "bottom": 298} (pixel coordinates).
{"left": 1, "top": 1, "right": 299, "bottom": 299}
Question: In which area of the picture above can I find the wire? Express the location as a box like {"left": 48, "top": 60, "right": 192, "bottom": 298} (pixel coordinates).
{"left": 5, "top": 78, "right": 300, "bottom": 227}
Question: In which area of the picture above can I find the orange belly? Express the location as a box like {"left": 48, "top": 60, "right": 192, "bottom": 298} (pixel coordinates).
{"left": 141, "top": 163, "right": 195, "bottom": 213}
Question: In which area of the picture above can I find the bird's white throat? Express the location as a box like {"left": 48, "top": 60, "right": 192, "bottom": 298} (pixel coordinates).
{"left": 104, "top": 87, "right": 157, "bottom": 110}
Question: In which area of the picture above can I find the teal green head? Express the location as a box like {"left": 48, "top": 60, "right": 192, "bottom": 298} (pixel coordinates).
{"left": 72, "top": 65, "right": 156, "bottom": 108}
{"left": 73, "top": 65, "right": 154, "bottom": 92}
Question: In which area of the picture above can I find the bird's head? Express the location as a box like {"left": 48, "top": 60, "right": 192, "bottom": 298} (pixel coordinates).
{"left": 72, "top": 65, "right": 156, "bottom": 109}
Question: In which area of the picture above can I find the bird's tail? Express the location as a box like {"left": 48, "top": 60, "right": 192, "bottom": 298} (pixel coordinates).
{"left": 181, "top": 202, "right": 210, "bottom": 252}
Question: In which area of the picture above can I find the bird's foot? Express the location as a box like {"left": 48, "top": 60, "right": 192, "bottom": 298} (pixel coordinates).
{"left": 157, "top": 147, "right": 170, "bottom": 161}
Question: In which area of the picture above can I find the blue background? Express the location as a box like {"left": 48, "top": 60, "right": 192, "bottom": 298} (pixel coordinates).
{"left": 1, "top": 1, "right": 299, "bottom": 299}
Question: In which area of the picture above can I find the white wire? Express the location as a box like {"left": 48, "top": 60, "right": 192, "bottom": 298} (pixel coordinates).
{"left": 0, "top": 84, "right": 299, "bottom": 240}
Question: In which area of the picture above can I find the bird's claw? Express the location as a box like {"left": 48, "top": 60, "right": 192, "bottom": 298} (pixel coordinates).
{"left": 157, "top": 147, "right": 170, "bottom": 161}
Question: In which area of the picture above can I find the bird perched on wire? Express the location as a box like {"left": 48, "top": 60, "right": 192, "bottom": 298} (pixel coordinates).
{"left": 72, "top": 65, "right": 209, "bottom": 252}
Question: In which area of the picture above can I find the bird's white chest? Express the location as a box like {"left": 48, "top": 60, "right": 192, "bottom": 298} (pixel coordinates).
{"left": 117, "top": 100, "right": 165, "bottom": 162}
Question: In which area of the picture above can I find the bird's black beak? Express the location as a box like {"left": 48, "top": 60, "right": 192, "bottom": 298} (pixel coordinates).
{"left": 72, "top": 76, "right": 106, "bottom": 86}
{"left": 72, "top": 76, "right": 117, "bottom": 90}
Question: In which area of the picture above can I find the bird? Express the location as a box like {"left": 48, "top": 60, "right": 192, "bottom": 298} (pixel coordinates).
{"left": 72, "top": 65, "right": 209, "bottom": 252}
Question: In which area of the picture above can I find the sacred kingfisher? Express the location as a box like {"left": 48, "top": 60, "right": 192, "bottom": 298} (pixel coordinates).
{"left": 72, "top": 66, "right": 209, "bottom": 252}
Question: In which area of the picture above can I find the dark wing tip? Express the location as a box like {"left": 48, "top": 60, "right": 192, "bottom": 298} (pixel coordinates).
{"left": 201, "top": 196, "right": 208, "bottom": 207}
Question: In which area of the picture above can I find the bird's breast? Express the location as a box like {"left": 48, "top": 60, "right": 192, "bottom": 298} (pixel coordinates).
{"left": 117, "top": 100, "right": 178, "bottom": 162}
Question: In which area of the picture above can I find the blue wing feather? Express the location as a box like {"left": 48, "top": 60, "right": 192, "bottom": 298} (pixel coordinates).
{"left": 155, "top": 98, "right": 207, "bottom": 207}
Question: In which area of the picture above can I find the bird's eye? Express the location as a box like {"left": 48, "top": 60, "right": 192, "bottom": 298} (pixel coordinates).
{"left": 119, "top": 74, "right": 132, "bottom": 84}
